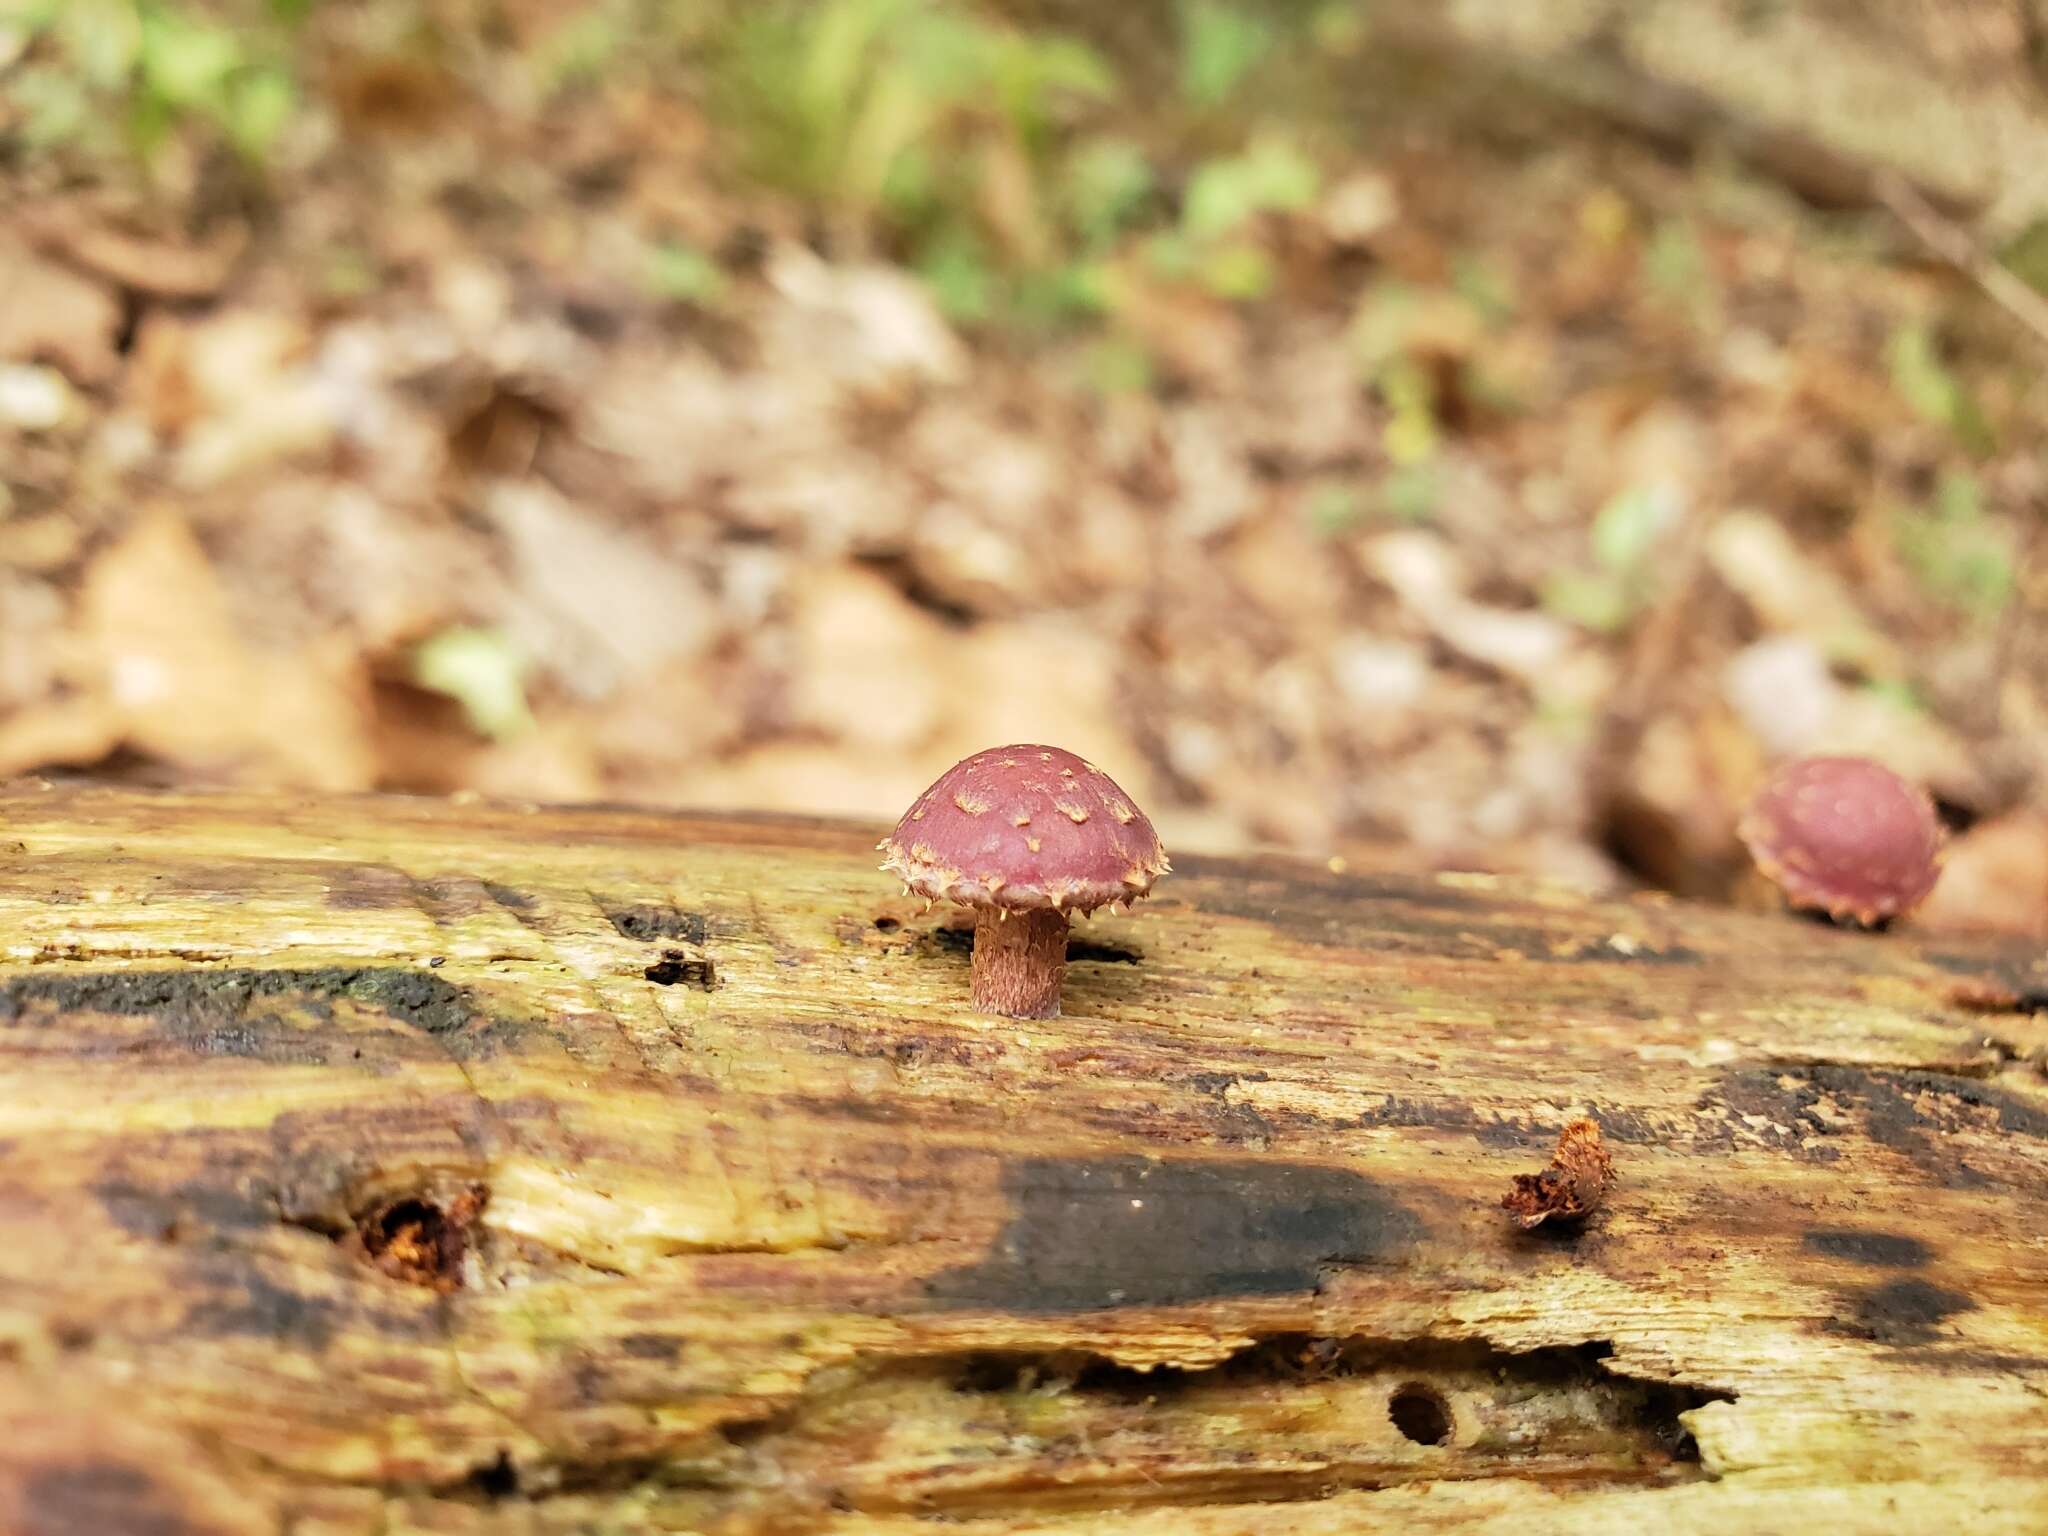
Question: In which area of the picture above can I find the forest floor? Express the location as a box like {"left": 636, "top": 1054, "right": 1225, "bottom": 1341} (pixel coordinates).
{"left": 1, "top": 0, "right": 2044, "bottom": 934}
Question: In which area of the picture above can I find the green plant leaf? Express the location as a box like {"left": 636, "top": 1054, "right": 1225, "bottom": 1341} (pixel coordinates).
{"left": 1144, "top": 230, "right": 1197, "bottom": 279}
{"left": 1861, "top": 677, "right": 1925, "bottom": 715}
{"left": 1542, "top": 570, "right": 1633, "bottom": 633}
{"left": 1306, "top": 483, "right": 1362, "bottom": 536}
{"left": 138, "top": 9, "right": 241, "bottom": 109}
{"left": 1182, "top": 136, "right": 1317, "bottom": 242}
{"left": 1380, "top": 463, "right": 1440, "bottom": 524}
{"left": 1888, "top": 321, "right": 1995, "bottom": 456}
{"left": 1010, "top": 260, "right": 1111, "bottom": 329}
{"left": 8, "top": 65, "right": 90, "bottom": 148}
{"left": 1081, "top": 335, "right": 1154, "bottom": 397}
{"left": 226, "top": 65, "right": 294, "bottom": 159}
{"left": 55, "top": 0, "right": 141, "bottom": 91}
{"left": 1644, "top": 219, "right": 1707, "bottom": 304}
{"left": 1891, "top": 471, "right": 2013, "bottom": 619}
{"left": 538, "top": 8, "right": 623, "bottom": 92}
{"left": 1996, "top": 216, "right": 2048, "bottom": 296}
{"left": 1199, "top": 240, "right": 1272, "bottom": 300}
{"left": 1179, "top": 0, "right": 1270, "bottom": 108}
{"left": 1347, "top": 282, "right": 1416, "bottom": 374}
{"left": 1450, "top": 253, "right": 1516, "bottom": 325}
{"left": 918, "top": 227, "right": 996, "bottom": 323}
{"left": 646, "top": 240, "right": 728, "bottom": 305}
{"left": 1590, "top": 483, "right": 1676, "bottom": 573}
{"left": 1064, "top": 136, "right": 1154, "bottom": 249}
{"left": 414, "top": 627, "right": 535, "bottom": 741}
{"left": 993, "top": 29, "right": 1112, "bottom": 146}
{"left": 1935, "top": 467, "right": 1982, "bottom": 523}
{"left": 801, "top": 0, "right": 916, "bottom": 140}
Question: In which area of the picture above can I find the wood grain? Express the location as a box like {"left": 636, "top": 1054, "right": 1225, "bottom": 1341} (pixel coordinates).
{"left": 0, "top": 781, "right": 2044, "bottom": 1535}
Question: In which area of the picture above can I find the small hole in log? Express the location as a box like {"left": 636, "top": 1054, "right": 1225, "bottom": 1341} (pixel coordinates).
{"left": 1388, "top": 1382, "right": 1452, "bottom": 1445}
{"left": 1932, "top": 796, "right": 1977, "bottom": 835}
{"left": 872, "top": 917, "right": 901, "bottom": 932}
{"left": 467, "top": 1450, "right": 518, "bottom": 1500}
{"left": 645, "top": 953, "right": 715, "bottom": 988}
{"left": 358, "top": 1188, "right": 484, "bottom": 1291}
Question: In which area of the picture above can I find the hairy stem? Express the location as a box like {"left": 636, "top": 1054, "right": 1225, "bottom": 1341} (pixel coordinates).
{"left": 970, "top": 907, "right": 1069, "bottom": 1018}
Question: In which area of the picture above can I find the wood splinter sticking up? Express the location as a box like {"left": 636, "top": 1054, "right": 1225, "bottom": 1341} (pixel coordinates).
{"left": 1502, "top": 1117, "right": 1615, "bottom": 1230}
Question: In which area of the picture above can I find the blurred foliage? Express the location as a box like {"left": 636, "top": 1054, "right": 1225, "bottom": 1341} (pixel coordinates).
{"left": 645, "top": 239, "right": 729, "bottom": 307}
{"left": 1177, "top": 0, "right": 1271, "bottom": 109}
{"left": 1999, "top": 216, "right": 2048, "bottom": 296}
{"left": 1542, "top": 484, "right": 1684, "bottom": 634}
{"left": 1891, "top": 472, "right": 2015, "bottom": 622}
{"left": 0, "top": 0, "right": 1373, "bottom": 344}
{"left": 413, "top": 626, "right": 535, "bottom": 742}
{"left": 0, "top": 0, "right": 301, "bottom": 168}
{"left": 702, "top": 0, "right": 1341, "bottom": 328}
{"left": 1888, "top": 321, "right": 1995, "bottom": 458}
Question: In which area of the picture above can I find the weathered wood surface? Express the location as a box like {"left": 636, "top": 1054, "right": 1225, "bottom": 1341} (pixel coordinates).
{"left": 0, "top": 780, "right": 2044, "bottom": 1536}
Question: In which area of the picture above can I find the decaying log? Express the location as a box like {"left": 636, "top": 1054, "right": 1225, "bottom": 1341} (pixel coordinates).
{"left": 0, "top": 780, "right": 2045, "bottom": 1535}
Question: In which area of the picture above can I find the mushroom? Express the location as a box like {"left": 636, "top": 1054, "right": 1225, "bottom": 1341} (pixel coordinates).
{"left": 1738, "top": 754, "right": 1945, "bottom": 927}
{"left": 879, "top": 745, "right": 1169, "bottom": 1018}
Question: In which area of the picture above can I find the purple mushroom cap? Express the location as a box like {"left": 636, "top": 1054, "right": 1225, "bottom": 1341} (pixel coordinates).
{"left": 880, "top": 745, "right": 1168, "bottom": 914}
{"left": 1738, "top": 755, "right": 1945, "bottom": 925}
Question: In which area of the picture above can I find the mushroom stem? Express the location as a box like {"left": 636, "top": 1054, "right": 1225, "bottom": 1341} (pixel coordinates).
{"left": 970, "top": 906, "right": 1068, "bottom": 1018}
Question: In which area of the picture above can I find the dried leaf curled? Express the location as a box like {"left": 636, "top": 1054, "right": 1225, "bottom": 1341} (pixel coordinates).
{"left": 1502, "top": 1117, "right": 1614, "bottom": 1231}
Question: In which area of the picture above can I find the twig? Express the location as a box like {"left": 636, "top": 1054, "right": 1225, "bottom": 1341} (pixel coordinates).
{"left": 1874, "top": 170, "right": 2048, "bottom": 354}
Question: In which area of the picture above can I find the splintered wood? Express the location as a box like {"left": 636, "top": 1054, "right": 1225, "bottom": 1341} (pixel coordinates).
{"left": 1502, "top": 1117, "right": 1616, "bottom": 1230}
{"left": 0, "top": 782, "right": 2044, "bottom": 1535}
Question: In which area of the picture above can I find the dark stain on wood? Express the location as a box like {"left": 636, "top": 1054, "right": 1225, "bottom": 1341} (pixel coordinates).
{"left": 0, "top": 966, "right": 475, "bottom": 1036}
{"left": 603, "top": 902, "right": 710, "bottom": 945}
{"left": 0, "top": 966, "right": 515, "bottom": 1064}
{"left": 618, "top": 1332, "right": 684, "bottom": 1361}
{"left": 319, "top": 865, "right": 496, "bottom": 919}
{"left": 325, "top": 864, "right": 417, "bottom": 910}
{"left": 1709, "top": 1064, "right": 2048, "bottom": 1178}
{"left": 1924, "top": 951, "right": 2048, "bottom": 1013}
{"left": 96, "top": 1171, "right": 279, "bottom": 1241}
{"left": 925, "top": 924, "right": 975, "bottom": 958}
{"left": 1164, "top": 873, "right": 1714, "bottom": 972}
{"left": 179, "top": 1261, "right": 347, "bottom": 1350}
{"left": 1804, "top": 1229, "right": 1933, "bottom": 1268}
{"left": 1067, "top": 938, "right": 1140, "bottom": 964}
{"left": 925, "top": 1155, "right": 1423, "bottom": 1311}
{"left": 792, "top": 1019, "right": 996, "bottom": 1070}
{"left": 176, "top": 1247, "right": 440, "bottom": 1349}
{"left": 21, "top": 1462, "right": 201, "bottom": 1536}
{"left": 1846, "top": 1278, "right": 1977, "bottom": 1345}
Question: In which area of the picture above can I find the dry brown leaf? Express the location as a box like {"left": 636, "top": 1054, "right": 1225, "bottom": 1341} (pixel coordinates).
{"left": 1502, "top": 1117, "right": 1615, "bottom": 1230}
{"left": 23, "top": 207, "right": 247, "bottom": 300}
{"left": 1906, "top": 812, "right": 2048, "bottom": 940}
{"left": 0, "top": 696, "right": 123, "bottom": 779}
{"left": 0, "top": 235, "right": 123, "bottom": 387}
{"left": 489, "top": 480, "right": 714, "bottom": 699}
{"left": 76, "top": 509, "right": 374, "bottom": 790}
{"left": 786, "top": 564, "right": 950, "bottom": 755}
